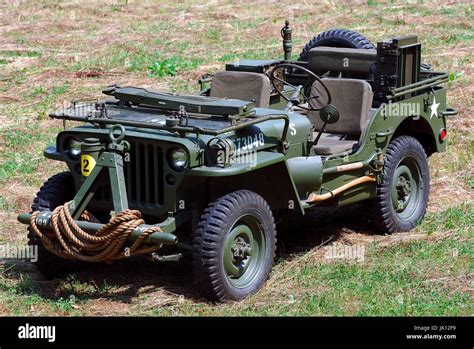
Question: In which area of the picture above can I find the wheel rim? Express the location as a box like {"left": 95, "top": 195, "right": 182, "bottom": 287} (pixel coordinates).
{"left": 223, "top": 214, "right": 265, "bottom": 288}
{"left": 390, "top": 156, "right": 423, "bottom": 220}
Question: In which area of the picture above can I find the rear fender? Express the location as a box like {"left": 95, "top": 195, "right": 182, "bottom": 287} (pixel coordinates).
{"left": 362, "top": 87, "right": 449, "bottom": 154}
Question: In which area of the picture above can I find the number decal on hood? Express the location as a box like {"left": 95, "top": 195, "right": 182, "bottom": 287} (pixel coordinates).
{"left": 234, "top": 133, "right": 265, "bottom": 152}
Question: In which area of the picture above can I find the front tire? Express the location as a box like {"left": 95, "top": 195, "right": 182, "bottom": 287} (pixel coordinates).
{"left": 27, "top": 172, "right": 86, "bottom": 278}
{"left": 192, "top": 190, "right": 276, "bottom": 301}
{"left": 369, "top": 136, "right": 430, "bottom": 233}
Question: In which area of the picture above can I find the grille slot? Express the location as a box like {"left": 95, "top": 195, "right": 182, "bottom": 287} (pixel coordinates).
{"left": 125, "top": 141, "right": 164, "bottom": 208}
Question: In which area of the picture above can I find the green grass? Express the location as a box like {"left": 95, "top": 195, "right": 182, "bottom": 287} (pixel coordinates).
{"left": 0, "top": 204, "right": 471, "bottom": 316}
{"left": 0, "top": 82, "right": 71, "bottom": 184}
{"left": 421, "top": 202, "right": 473, "bottom": 233}
{"left": 71, "top": 43, "right": 202, "bottom": 77}
{"left": 205, "top": 28, "right": 221, "bottom": 43}
{"left": 320, "top": 240, "right": 470, "bottom": 316}
{"left": 0, "top": 121, "right": 61, "bottom": 184}
{"left": 0, "top": 50, "right": 42, "bottom": 58}
{"left": 148, "top": 55, "right": 202, "bottom": 77}
{"left": 0, "top": 273, "right": 80, "bottom": 315}
{"left": 0, "top": 153, "right": 40, "bottom": 182}
{"left": 445, "top": 33, "right": 474, "bottom": 45}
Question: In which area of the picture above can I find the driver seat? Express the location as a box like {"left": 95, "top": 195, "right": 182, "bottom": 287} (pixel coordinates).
{"left": 210, "top": 71, "right": 271, "bottom": 108}
{"left": 308, "top": 78, "right": 373, "bottom": 155}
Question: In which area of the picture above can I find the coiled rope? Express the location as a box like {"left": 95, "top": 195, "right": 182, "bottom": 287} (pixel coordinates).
{"left": 30, "top": 201, "right": 161, "bottom": 262}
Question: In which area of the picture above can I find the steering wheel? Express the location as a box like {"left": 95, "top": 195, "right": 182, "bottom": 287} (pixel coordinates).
{"left": 269, "top": 63, "right": 332, "bottom": 111}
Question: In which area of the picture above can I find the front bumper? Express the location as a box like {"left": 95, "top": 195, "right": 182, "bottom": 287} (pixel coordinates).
{"left": 18, "top": 211, "right": 179, "bottom": 246}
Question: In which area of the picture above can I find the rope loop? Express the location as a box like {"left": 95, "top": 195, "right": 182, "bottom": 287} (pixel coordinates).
{"left": 30, "top": 201, "right": 161, "bottom": 262}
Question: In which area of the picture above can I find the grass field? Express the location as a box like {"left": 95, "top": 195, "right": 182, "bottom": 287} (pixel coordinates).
{"left": 0, "top": 0, "right": 472, "bottom": 316}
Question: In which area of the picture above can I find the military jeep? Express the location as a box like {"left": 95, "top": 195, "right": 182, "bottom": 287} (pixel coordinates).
{"left": 18, "top": 22, "right": 457, "bottom": 301}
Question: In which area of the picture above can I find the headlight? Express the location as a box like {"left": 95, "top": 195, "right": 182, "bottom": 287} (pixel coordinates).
{"left": 66, "top": 138, "right": 81, "bottom": 159}
{"left": 168, "top": 148, "right": 188, "bottom": 170}
{"left": 206, "top": 138, "right": 235, "bottom": 167}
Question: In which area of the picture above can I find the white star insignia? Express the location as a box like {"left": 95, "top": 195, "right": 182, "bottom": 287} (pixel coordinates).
{"left": 429, "top": 97, "right": 440, "bottom": 119}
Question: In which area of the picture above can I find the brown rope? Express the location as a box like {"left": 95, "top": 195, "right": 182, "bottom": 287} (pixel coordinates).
{"left": 30, "top": 201, "right": 162, "bottom": 262}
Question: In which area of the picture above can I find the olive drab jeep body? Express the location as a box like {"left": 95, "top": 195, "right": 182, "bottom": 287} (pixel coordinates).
{"left": 18, "top": 21, "right": 457, "bottom": 301}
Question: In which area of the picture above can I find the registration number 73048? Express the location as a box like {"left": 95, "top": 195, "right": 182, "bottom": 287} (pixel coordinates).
{"left": 233, "top": 133, "right": 265, "bottom": 152}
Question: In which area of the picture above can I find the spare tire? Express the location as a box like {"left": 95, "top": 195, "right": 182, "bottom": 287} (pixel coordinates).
{"left": 298, "top": 29, "right": 375, "bottom": 61}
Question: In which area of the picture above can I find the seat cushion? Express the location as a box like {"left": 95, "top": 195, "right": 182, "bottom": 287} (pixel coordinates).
{"left": 210, "top": 71, "right": 271, "bottom": 108}
{"left": 313, "top": 133, "right": 358, "bottom": 155}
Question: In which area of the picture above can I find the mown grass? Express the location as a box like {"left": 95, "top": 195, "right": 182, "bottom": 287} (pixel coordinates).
{"left": 0, "top": 203, "right": 471, "bottom": 316}
{"left": 0, "top": 0, "right": 472, "bottom": 316}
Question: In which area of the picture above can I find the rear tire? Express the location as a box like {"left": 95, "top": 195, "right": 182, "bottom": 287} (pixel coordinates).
{"left": 192, "top": 190, "right": 276, "bottom": 301}
{"left": 368, "top": 136, "right": 430, "bottom": 233}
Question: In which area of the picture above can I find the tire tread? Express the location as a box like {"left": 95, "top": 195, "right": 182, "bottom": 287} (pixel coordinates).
{"left": 192, "top": 190, "right": 276, "bottom": 301}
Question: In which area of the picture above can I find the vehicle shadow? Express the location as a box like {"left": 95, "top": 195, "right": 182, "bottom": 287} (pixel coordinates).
{"left": 3, "top": 203, "right": 375, "bottom": 306}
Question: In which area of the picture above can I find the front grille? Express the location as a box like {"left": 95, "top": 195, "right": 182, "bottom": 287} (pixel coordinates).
{"left": 94, "top": 140, "right": 165, "bottom": 209}
{"left": 125, "top": 141, "right": 164, "bottom": 207}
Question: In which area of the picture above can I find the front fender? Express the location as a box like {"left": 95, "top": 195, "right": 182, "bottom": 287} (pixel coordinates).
{"left": 187, "top": 151, "right": 305, "bottom": 214}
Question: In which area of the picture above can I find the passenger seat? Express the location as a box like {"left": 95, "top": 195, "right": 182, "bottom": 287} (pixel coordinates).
{"left": 210, "top": 71, "right": 271, "bottom": 108}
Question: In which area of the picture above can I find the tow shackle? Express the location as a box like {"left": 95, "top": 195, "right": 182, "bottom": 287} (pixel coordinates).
{"left": 109, "top": 124, "right": 126, "bottom": 144}
{"left": 107, "top": 124, "right": 129, "bottom": 153}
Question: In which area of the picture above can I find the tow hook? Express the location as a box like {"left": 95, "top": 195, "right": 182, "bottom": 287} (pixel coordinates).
{"left": 150, "top": 253, "right": 183, "bottom": 262}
